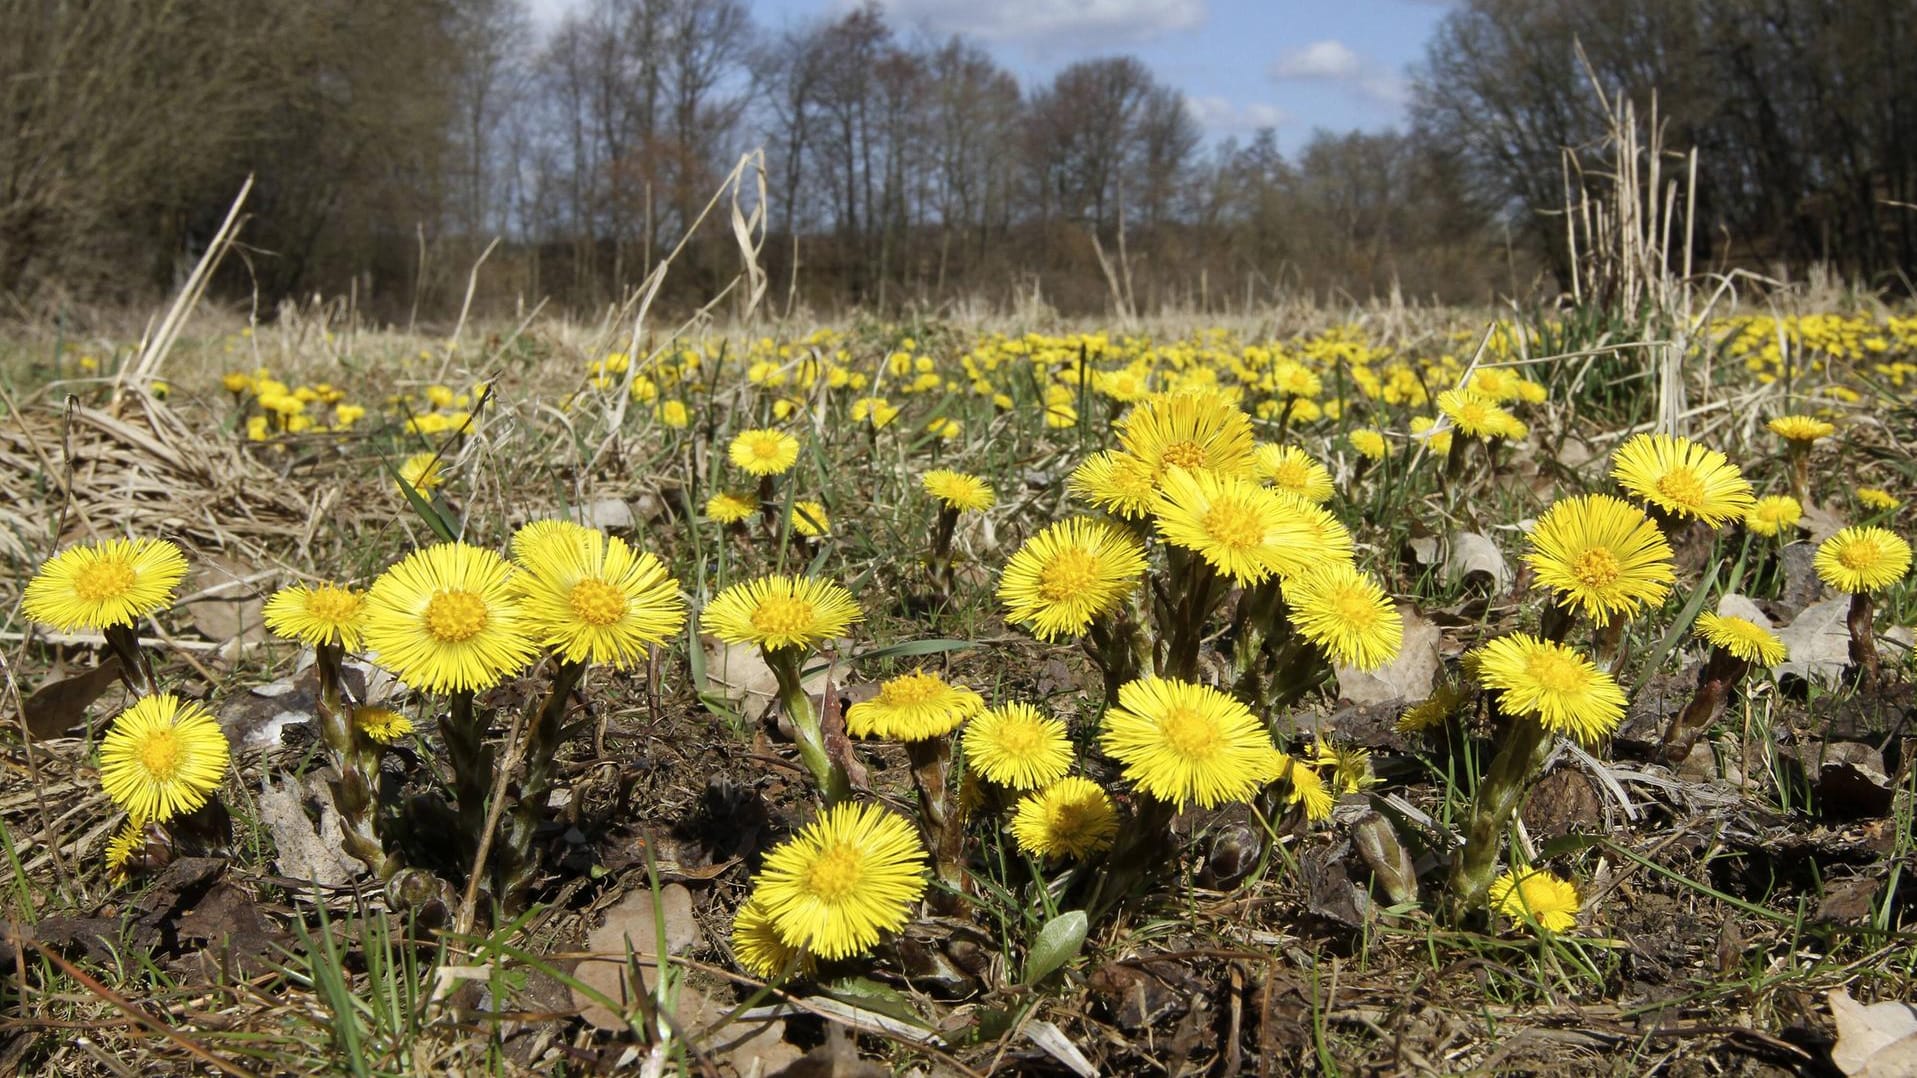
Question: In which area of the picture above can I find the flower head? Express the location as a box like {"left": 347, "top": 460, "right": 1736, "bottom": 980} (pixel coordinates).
{"left": 1255, "top": 444, "right": 1336, "bottom": 503}
{"left": 1397, "top": 683, "right": 1468, "bottom": 735}
{"left": 1348, "top": 429, "right": 1388, "bottom": 461}
{"left": 845, "top": 669, "right": 983, "bottom": 741}
{"left": 1099, "top": 677, "right": 1277, "bottom": 809}
{"left": 510, "top": 519, "right": 597, "bottom": 565}
{"left": 1745, "top": 495, "right": 1803, "bottom": 537}
{"left": 1068, "top": 451, "right": 1159, "bottom": 518}
{"left": 1813, "top": 526, "right": 1912, "bottom": 593}
{"left": 731, "top": 892, "right": 815, "bottom": 979}
{"left": 790, "top": 500, "right": 830, "bottom": 538}
{"left": 702, "top": 575, "right": 862, "bottom": 653}
{"left": 353, "top": 706, "right": 415, "bottom": 744}
{"left": 396, "top": 452, "right": 445, "bottom": 497}
{"left": 99, "top": 694, "right": 231, "bottom": 823}
{"left": 1152, "top": 468, "right": 1318, "bottom": 585}
{"left": 105, "top": 818, "right": 147, "bottom": 884}
{"left": 705, "top": 490, "right": 760, "bottom": 524}
{"left": 1858, "top": 488, "right": 1902, "bottom": 512}
{"left": 515, "top": 531, "right": 686, "bottom": 668}
{"left": 22, "top": 537, "right": 188, "bottom": 632}
{"left": 1523, "top": 494, "right": 1675, "bottom": 620}
{"left": 963, "top": 703, "right": 1073, "bottom": 790}
{"left": 997, "top": 517, "right": 1147, "bottom": 641}
{"left": 1475, "top": 634, "right": 1626, "bottom": 743}
{"left": 1611, "top": 433, "right": 1755, "bottom": 526}
{"left": 921, "top": 470, "right": 994, "bottom": 513}
{"left": 1768, "top": 415, "right": 1835, "bottom": 444}
{"left": 1285, "top": 562, "right": 1403, "bottom": 670}
{"left": 1694, "top": 612, "right": 1786, "bottom": 667}
{"left": 752, "top": 802, "right": 927, "bottom": 961}
{"left": 1272, "top": 753, "right": 1335, "bottom": 821}
{"left": 1489, "top": 869, "right": 1580, "bottom": 933}
{"left": 1011, "top": 777, "right": 1119, "bottom": 860}
{"left": 362, "top": 542, "right": 537, "bottom": 693}
{"left": 729, "top": 428, "right": 800, "bottom": 476}
{"left": 1436, "top": 389, "right": 1517, "bottom": 439}
{"left": 1118, "top": 391, "right": 1257, "bottom": 480}
{"left": 263, "top": 582, "right": 368, "bottom": 650}
{"left": 1310, "top": 739, "right": 1379, "bottom": 795}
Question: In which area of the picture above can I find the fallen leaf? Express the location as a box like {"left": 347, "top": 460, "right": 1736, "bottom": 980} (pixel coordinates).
{"left": 572, "top": 883, "right": 704, "bottom": 1032}
{"left": 1831, "top": 988, "right": 1917, "bottom": 1077}
{"left": 1776, "top": 597, "right": 1852, "bottom": 687}
{"left": 255, "top": 778, "right": 359, "bottom": 887}
{"left": 23, "top": 656, "right": 124, "bottom": 739}
{"left": 1024, "top": 1019, "right": 1098, "bottom": 1078}
{"left": 1445, "top": 531, "right": 1510, "bottom": 591}
{"left": 1336, "top": 605, "right": 1438, "bottom": 706}
{"left": 569, "top": 498, "right": 634, "bottom": 531}
{"left": 181, "top": 555, "right": 267, "bottom": 665}
{"left": 1801, "top": 501, "right": 1848, "bottom": 545}
{"left": 1716, "top": 593, "right": 1772, "bottom": 628}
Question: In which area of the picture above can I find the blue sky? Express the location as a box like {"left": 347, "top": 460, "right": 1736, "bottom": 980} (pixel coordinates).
{"left": 529, "top": 0, "right": 1455, "bottom": 149}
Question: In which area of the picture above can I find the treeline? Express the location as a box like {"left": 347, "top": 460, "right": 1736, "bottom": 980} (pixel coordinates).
{"left": 2, "top": 0, "right": 1912, "bottom": 319}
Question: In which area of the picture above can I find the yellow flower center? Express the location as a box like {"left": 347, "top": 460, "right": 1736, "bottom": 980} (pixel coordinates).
{"left": 751, "top": 596, "right": 816, "bottom": 637}
{"left": 567, "top": 578, "right": 628, "bottom": 627}
{"left": 1332, "top": 589, "right": 1379, "bottom": 629}
{"left": 1272, "top": 462, "right": 1308, "bottom": 490}
{"left": 1161, "top": 705, "right": 1221, "bottom": 760}
{"left": 1039, "top": 547, "right": 1101, "bottom": 601}
{"left": 136, "top": 728, "right": 182, "bottom": 781}
{"left": 1838, "top": 541, "right": 1883, "bottom": 571}
{"left": 994, "top": 721, "right": 1041, "bottom": 756}
{"left": 750, "top": 437, "right": 782, "bottom": 460}
{"left": 803, "top": 843, "right": 864, "bottom": 902}
{"left": 1202, "top": 501, "right": 1265, "bottom": 550}
{"left": 1654, "top": 468, "right": 1706, "bottom": 508}
{"left": 881, "top": 672, "right": 945, "bottom": 706}
{"left": 1525, "top": 649, "right": 1587, "bottom": 693}
{"left": 74, "top": 559, "right": 137, "bottom": 602}
{"left": 1161, "top": 441, "right": 1208, "bottom": 470}
{"left": 1570, "top": 547, "right": 1621, "bottom": 590}
{"left": 425, "top": 590, "right": 490, "bottom": 642}
{"left": 307, "top": 586, "right": 362, "bottom": 624}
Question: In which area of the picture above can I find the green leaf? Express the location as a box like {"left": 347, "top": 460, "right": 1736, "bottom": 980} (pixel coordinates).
{"left": 856, "top": 638, "right": 979, "bottom": 661}
{"left": 380, "top": 453, "right": 458, "bottom": 542}
{"left": 819, "top": 976, "right": 927, "bottom": 1026}
{"left": 1023, "top": 910, "right": 1088, "bottom": 985}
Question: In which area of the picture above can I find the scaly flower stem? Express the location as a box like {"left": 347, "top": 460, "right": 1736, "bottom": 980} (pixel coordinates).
{"left": 1660, "top": 646, "right": 1746, "bottom": 766}
{"left": 1164, "top": 552, "right": 1222, "bottom": 682}
{"left": 906, "top": 736, "right": 967, "bottom": 908}
{"left": 1847, "top": 591, "right": 1881, "bottom": 689}
{"left": 1086, "top": 795, "right": 1177, "bottom": 921}
{"left": 766, "top": 647, "right": 851, "bottom": 805}
{"left": 1787, "top": 445, "right": 1811, "bottom": 505}
{"left": 928, "top": 505, "right": 960, "bottom": 605}
{"left": 1447, "top": 716, "right": 1553, "bottom": 921}
{"left": 102, "top": 623, "right": 158, "bottom": 699}
{"left": 315, "top": 643, "right": 389, "bottom": 876}
{"left": 497, "top": 659, "right": 586, "bottom": 913}
{"left": 440, "top": 690, "right": 493, "bottom": 870}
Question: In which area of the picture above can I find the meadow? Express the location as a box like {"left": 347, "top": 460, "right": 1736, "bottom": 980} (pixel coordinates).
{"left": 1, "top": 288, "right": 1915, "bottom": 1076}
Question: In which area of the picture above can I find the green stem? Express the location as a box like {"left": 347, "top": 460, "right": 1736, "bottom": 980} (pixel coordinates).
{"left": 497, "top": 659, "right": 586, "bottom": 913}
{"left": 766, "top": 647, "right": 850, "bottom": 804}
{"left": 1447, "top": 716, "right": 1553, "bottom": 921}
{"left": 440, "top": 690, "right": 493, "bottom": 871}
{"left": 1086, "top": 795, "right": 1177, "bottom": 921}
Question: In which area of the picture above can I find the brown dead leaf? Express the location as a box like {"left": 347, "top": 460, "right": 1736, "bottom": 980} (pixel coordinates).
{"left": 22, "top": 655, "right": 123, "bottom": 739}
{"left": 573, "top": 883, "right": 703, "bottom": 1032}
{"left": 181, "top": 554, "right": 267, "bottom": 665}
{"left": 1831, "top": 988, "right": 1917, "bottom": 1077}
{"left": 1777, "top": 597, "right": 1853, "bottom": 688}
{"left": 1336, "top": 605, "right": 1437, "bottom": 707}
{"left": 1444, "top": 530, "right": 1511, "bottom": 591}
{"left": 255, "top": 777, "right": 360, "bottom": 887}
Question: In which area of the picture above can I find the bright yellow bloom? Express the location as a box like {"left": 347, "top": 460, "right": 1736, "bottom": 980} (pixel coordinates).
{"left": 705, "top": 490, "right": 759, "bottom": 524}
{"left": 1285, "top": 562, "right": 1403, "bottom": 670}
{"left": 1397, "top": 683, "right": 1468, "bottom": 734}
{"left": 729, "top": 428, "right": 801, "bottom": 476}
{"left": 515, "top": 531, "right": 686, "bottom": 668}
{"left": 99, "top": 694, "right": 231, "bottom": 823}
{"left": 1522, "top": 494, "right": 1674, "bottom": 620}
{"left": 921, "top": 470, "right": 994, "bottom": 513}
{"left": 1099, "top": 677, "right": 1276, "bottom": 809}
{"left": 353, "top": 706, "right": 415, "bottom": 744}
{"left": 963, "top": 702, "right": 1073, "bottom": 790}
{"left": 1410, "top": 415, "right": 1453, "bottom": 455}
{"left": 1490, "top": 869, "right": 1580, "bottom": 933}
{"left": 1068, "top": 450, "right": 1159, "bottom": 518}
{"left": 1475, "top": 634, "right": 1626, "bottom": 743}
{"left": 1858, "top": 487, "right": 1902, "bottom": 512}
{"left": 1152, "top": 468, "right": 1317, "bottom": 585}
{"left": 1272, "top": 753, "right": 1334, "bottom": 821}
{"left": 1813, "top": 526, "right": 1912, "bottom": 593}
{"left": 752, "top": 802, "right": 927, "bottom": 961}
{"left": 509, "top": 519, "right": 597, "bottom": 566}
{"left": 1309, "top": 739, "right": 1378, "bottom": 795}
{"left": 1610, "top": 433, "right": 1755, "bottom": 527}
{"left": 262, "top": 582, "right": 368, "bottom": 650}
{"left": 655, "top": 400, "right": 691, "bottom": 428}
{"left": 845, "top": 669, "right": 983, "bottom": 741}
{"left": 1255, "top": 444, "right": 1335, "bottom": 503}
{"left": 1694, "top": 613, "right": 1786, "bottom": 667}
{"left": 790, "top": 500, "right": 830, "bottom": 538}
{"left": 1118, "top": 391, "right": 1257, "bottom": 480}
{"left": 997, "top": 517, "right": 1147, "bottom": 641}
{"left": 702, "top": 575, "right": 862, "bottom": 653}
{"left": 731, "top": 892, "right": 814, "bottom": 979}
{"left": 1435, "top": 389, "right": 1515, "bottom": 439}
{"left": 1745, "top": 495, "right": 1803, "bottom": 537}
{"left": 23, "top": 537, "right": 189, "bottom": 633}
{"left": 362, "top": 542, "right": 537, "bottom": 693}
{"left": 1348, "top": 429, "right": 1388, "bottom": 461}
{"left": 396, "top": 452, "right": 445, "bottom": 497}
{"left": 1768, "top": 415, "right": 1835, "bottom": 443}
{"left": 105, "top": 819, "right": 145, "bottom": 883}
{"left": 1011, "top": 777, "right": 1119, "bottom": 860}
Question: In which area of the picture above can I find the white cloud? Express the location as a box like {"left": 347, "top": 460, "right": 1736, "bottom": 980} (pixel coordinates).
{"left": 1271, "top": 40, "right": 1361, "bottom": 81}
{"left": 875, "top": 0, "right": 1205, "bottom": 46}
{"left": 1270, "top": 39, "right": 1408, "bottom": 108}
{"left": 1184, "top": 95, "right": 1291, "bottom": 134}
